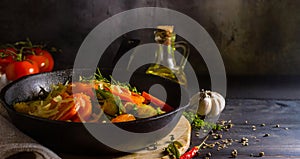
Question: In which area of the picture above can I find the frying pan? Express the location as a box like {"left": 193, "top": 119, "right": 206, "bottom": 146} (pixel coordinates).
{"left": 0, "top": 68, "right": 190, "bottom": 155}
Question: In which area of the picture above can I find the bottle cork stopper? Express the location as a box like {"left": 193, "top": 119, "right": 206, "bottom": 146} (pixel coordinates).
{"left": 157, "top": 25, "right": 174, "bottom": 33}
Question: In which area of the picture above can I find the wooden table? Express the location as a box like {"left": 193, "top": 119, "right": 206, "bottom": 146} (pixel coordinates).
{"left": 2, "top": 98, "right": 300, "bottom": 159}
{"left": 190, "top": 99, "right": 300, "bottom": 159}
{"left": 65, "top": 98, "right": 299, "bottom": 159}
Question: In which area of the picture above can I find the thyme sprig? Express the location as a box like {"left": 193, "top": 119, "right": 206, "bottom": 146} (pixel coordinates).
{"left": 183, "top": 111, "right": 224, "bottom": 131}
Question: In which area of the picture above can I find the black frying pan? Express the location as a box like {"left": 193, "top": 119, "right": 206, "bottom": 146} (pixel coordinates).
{"left": 0, "top": 68, "right": 190, "bottom": 155}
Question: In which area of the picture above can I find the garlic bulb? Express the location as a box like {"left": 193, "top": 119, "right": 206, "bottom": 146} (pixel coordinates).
{"left": 197, "top": 92, "right": 212, "bottom": 116}
{"left": 197, "top": 90, "right": 225, "bottom": 116}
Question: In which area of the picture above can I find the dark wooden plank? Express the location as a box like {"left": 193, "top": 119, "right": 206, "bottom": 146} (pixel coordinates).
{"left": 222, "top": 99, "right": 300, "bottom": 124}
{"left": 190, "top": 99, "right": 300, "bottom": 158}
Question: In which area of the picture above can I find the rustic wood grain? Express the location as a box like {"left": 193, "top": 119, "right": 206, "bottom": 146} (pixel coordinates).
{"left": 10, "top": 99, "right": 300, "bottom": 158}
{"left": 116, "top": 116, "right": 191, "bottom": 159}
{"left": 192, "top": 99, "right": 300, "bottom": 158}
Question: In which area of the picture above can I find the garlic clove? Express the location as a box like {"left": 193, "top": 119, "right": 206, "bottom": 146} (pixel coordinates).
{"left": 197, "top": 96, "right": 212, "bottom": 115}
{"left": 212, "top": 92, "right": 225, "bottom": 112}
{"left": 208, "top": 98, "right": 221, "bottom": 116}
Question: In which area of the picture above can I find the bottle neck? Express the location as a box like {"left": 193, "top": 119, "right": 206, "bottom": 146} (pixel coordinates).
{"left": 154, "top": 30, "right": 176, "bottom": 46}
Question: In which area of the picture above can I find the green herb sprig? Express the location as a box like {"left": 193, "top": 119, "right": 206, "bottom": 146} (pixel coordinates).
{"left": 183, "top": 111, "right": 224, "bottom": 131}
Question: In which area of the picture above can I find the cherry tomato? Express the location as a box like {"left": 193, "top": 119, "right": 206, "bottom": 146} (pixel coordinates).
{"left": 0, "top": 48, "right": 16, "bottom": 73}
{"left": 26, "top": 54, "right": 49, "bottom": 72}
{"left": 31, "top": 48, "right": 54, "bottom": 72}
{"left": 5, "top": 60, "right": 39, "bottom": 81}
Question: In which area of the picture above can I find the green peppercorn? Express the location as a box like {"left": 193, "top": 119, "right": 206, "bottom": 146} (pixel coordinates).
{"left": 259, "top": 151, "right": 265, "bottom": 157}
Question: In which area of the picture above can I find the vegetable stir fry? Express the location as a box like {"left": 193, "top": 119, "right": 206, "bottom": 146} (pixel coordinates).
{"left": 13, "top": 71, "right": 173, "bottom": 123}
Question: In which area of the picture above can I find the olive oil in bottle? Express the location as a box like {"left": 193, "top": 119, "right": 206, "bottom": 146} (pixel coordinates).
{"left": 146, "top": 26, "right": 189, "bottom": 86}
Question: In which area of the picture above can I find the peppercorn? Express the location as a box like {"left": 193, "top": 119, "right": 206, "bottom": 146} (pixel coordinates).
{"left": 259, "top": 151, "right": 265, "bottom": 157}
{"left": 231, "top": 149, "right": 238, "bottom": 158}
{"left": 206, "top": 152, "right": 212, "bottom": 157}
{"left": 241, "top": 137, "right": 248, "bottom": 142}
{"left": 208, "top": 143, "right": 215, "bottom": 149}
{"left": 218, "top": 134, "right": 223, "bottom": 139}
{"left": 228, "top": 123, "right": 234, "bottom": 128}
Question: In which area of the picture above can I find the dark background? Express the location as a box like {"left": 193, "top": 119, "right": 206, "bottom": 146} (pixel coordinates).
{"left": 0, "top": 0, "right": 299, "bottom": 99}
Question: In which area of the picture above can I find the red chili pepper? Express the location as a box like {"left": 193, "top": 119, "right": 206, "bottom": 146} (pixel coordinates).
{"left": 179, "top": 135, "right": 209, "bottom": 159}
{"left": 179, "top": 146, "right": 199, "bottom": 159}
{"left": 111, "top": 90, "right": 145, "bottom": 105}
{"left": 141, "top": 91, "right": 174, "bottom": 112}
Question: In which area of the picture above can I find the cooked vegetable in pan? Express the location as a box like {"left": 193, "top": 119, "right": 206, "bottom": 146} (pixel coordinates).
{"left": 13, "top": 71, "right": 173, "bottom": 123}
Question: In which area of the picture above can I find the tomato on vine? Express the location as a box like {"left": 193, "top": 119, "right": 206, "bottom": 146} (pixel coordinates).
{"left": 28, "top": 48, "right": 54, "bottom": 72}
{"left": 0, "top": 38, "right": 58, "bottom": 81}
{"left": 5, "top": 60, "right": 39, "bottom": 81}
{"left": 0, "top": 47, "right": 17, "bottom": 74}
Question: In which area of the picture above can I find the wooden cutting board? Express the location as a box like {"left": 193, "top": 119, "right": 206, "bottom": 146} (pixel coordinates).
{"left": 115, "top": 116, "right": 191, "bottom": 159}
{"left": 60, "top": 116, "right": 191, "bottom": 159}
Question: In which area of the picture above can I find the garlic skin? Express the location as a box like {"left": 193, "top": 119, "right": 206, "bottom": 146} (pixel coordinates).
{"left": 196, "top": 90, "right": 225, "bottom": 116}
{"left": 197, "top": 92, "right": 212, "bottom": 115}
{"left": 209, "top": 97, "right": 221, "bottom": 116}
